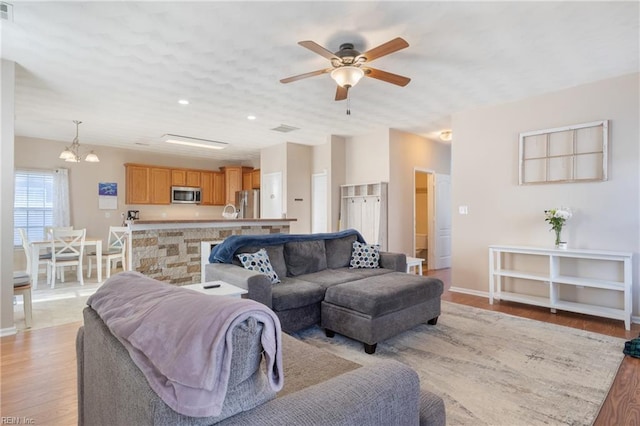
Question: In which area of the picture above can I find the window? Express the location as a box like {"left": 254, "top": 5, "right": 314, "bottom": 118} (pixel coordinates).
{"left": 14, "top": 169, "right": 55, "bottom": 246}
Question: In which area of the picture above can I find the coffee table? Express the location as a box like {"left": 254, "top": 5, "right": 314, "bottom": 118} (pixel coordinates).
{"left": 181, "top": 281, "right": 248, "bottom": 298}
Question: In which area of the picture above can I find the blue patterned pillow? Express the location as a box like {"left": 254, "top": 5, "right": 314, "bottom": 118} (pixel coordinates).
{"left": 237, "top": 248, "right": 280, "bottom": 284}
{"left": 349, "top": 241, "right": 380, "bottom": 269}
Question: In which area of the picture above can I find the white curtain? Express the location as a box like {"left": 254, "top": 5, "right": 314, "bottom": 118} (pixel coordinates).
{"left": 53, "top": 168, "right": 71, "bottom": 226}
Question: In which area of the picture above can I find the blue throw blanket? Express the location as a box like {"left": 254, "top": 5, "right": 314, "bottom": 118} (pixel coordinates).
{"left": 209, "top": 229, "right": 365, "bottom": 264}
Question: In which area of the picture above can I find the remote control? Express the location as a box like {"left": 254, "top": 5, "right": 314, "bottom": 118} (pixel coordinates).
{"left": 203, "top": 283, "right": 221, "bottom": 289}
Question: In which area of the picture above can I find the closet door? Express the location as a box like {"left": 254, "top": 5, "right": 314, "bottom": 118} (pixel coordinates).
{"left": 361, "top": 196, "right": 378, "bottom": 245}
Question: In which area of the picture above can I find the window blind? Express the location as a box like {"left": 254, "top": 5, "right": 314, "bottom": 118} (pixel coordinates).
{"left": 14, "top": 170, "right": 55, "bottom": 246}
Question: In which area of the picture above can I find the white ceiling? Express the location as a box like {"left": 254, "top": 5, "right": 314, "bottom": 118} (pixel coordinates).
{"left": 2, "top": 1, "right": 638, "bottom": 161}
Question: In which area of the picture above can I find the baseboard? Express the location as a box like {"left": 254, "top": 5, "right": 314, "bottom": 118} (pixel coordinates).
{"left": 449, "top": 286, "right": 489, "bottom": 298}
{"left": 1, "top": 326, "right": 17, "bottom": 337}
{"left": 449, "top": 288, "right": 640, "bottom": 327}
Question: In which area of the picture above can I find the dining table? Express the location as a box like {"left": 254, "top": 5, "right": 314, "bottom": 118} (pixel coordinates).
{"left": 30, "top": 237, "right": 103, "bottom": 288}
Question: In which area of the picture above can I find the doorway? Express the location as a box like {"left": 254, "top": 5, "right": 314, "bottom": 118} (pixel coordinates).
{"left": 414, "top": 170, "right": 452, "bottom": 270}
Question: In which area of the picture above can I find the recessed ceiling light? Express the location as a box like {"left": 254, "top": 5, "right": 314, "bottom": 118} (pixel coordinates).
{"left": 247, "top": 115, "right": 256, "bottom": 120}
{"left": 178, "top": 99, "right": 189, "bottom": 105}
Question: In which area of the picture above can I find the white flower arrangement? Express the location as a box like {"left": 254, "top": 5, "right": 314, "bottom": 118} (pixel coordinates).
{"left": 544, "top": 207, "right": 572, "bottom": 246}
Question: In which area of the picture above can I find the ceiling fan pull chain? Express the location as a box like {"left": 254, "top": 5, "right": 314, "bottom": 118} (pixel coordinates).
{"left": 346, "top": 92, "right": 351, "bottom": 115}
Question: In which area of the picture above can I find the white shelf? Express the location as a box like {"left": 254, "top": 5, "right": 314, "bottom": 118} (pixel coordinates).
{"left": 489, "top": 245, "right": 632, "bottom": 330}
{"left": 497, "top": 292, "right": 551, "bottom": 308}
{"left": 494, "top": 269, "right": 549, "bottom": 282}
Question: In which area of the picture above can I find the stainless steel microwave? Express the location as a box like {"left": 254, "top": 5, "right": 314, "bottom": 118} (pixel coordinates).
{"left": 171, "top": 186, "right": 201, "bottom": 204}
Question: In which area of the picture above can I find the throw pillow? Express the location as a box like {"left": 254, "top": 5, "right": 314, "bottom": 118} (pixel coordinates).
{"left": 349, "top": 241, "right": 380, "bottom": 269}
{"left": 237, "top": 248, "right": 281, "bottom": 284}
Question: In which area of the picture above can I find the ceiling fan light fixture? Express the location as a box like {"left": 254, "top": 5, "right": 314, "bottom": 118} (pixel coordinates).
{"left": 331, "top": 66, "right": 364, "bottom": 88}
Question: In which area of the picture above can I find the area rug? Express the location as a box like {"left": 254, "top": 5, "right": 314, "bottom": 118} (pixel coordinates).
{"left": 292, "top": 301, "right": 625, "bottom": 426}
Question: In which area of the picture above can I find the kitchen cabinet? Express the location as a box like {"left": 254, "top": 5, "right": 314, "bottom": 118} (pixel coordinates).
{"left": 125, "top": 164, "right": 171, "bottom": 204}
{"left": 243, "top": 168, "right": 261, "bottom": 190}
{"left": 149, "top": 168, "right": 171, "bottom": 204}
{"left": 221, "top": 166, "right": 252, "bottom": 205}
{"left": 200, "top": 172, "right": 213, "bottom": 205}
{"left": 213, "top": 172, "right": 225, "bottom": 205}
{"left": 126, "top": 164, "right": 150, "bottom": 204}
{"left": 251, "top": 169, "right": 261, "bottom": 189}
{"left": 172, "top": 169, "right": 201, "bottom": 187}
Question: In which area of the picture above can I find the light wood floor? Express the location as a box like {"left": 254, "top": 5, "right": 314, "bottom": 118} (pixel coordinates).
{"left": 1, "top": 269, "right": 638, "bottom": 425}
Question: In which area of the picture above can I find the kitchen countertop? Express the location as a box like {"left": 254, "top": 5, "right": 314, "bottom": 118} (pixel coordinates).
{"left": 131, "top": 218, "right": 296, "bottom": 225}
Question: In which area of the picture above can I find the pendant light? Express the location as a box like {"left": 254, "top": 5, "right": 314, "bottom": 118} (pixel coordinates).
{"left": 59, "top": 120, "right": 100, "bottom": 163}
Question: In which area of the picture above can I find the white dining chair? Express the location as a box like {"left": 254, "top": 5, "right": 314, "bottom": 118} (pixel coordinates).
{"left": 47, "top": 228, "right": 86, "bottom": 288}
{"left": 45, "top": 226, "right": 73, "bottom": 238}
{"left": 87, "top": 226, "right": 128, "bottom": 279}
{"left": 19, "top": 228, "right": 51, "bottom": 288}
{"left": 13, "top": 271, "right": 33, "bottom": 328}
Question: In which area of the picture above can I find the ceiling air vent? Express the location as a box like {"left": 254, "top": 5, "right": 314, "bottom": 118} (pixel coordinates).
{"left": 271, "top": 124, "right": 299, "bottom": 133}
{"left": 1, "top": 2, "right": 13, "bottom": 21}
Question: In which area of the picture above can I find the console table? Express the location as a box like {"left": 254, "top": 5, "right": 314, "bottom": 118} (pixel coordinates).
{"left": 489, "top": 245, "right": 632, "bottom": 330}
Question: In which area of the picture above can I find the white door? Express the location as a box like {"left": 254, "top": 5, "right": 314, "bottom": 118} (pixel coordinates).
{"left": 261, "top": 172, "right": 283, "bottom": 219}
{"left": 311, "top": 172, "right": 327, "bottom": 233}
{"left": 433, "top": 174, "right": 452, "bottom": 269}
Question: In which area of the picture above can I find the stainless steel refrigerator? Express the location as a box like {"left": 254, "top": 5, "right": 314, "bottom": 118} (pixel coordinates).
{"left": 235, "top": 190, "right": 260, "bottom": 218}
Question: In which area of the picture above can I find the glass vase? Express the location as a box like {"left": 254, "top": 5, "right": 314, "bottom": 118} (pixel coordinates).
{"left": 554, "top": 228, "right": 564, "bottom": 248}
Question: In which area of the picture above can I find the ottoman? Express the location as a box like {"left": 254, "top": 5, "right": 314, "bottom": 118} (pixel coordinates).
{"left": 321, "top": 272, "right": 443, "bottom": 354}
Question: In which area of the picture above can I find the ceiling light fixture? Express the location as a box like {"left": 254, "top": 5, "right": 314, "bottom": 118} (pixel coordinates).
{"left": 247, "top": 115, "right": 256, "bottom": 120}
{"left": 59, "top": 120, "right": 100, "bottom": 163}
{"left": 178, "top": 99, "right": 189, "bottom": 105}
{"left": 331, "top": 66, "right": 365, "bottom": 88}
{"left": 440, "top": 130, "right": 453, "bottom": 142}
{"left": 162, "top": 134, "right": 228, "bottom": 150}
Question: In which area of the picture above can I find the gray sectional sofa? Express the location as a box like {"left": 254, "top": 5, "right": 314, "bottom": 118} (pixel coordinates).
{"left": 77, "top": 274, "right": 447, "bottom": 425}
{"left": 205, "top": 230, "right": 444, "bottom": 352}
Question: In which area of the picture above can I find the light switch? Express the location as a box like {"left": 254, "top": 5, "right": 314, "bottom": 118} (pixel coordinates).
{"left": 459, "top": 205, "right": 469, "bottom": 215}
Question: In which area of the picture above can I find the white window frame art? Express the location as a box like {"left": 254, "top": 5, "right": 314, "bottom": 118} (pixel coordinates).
{"left": 518, "top": 120, "right": 608, "bottom": 185}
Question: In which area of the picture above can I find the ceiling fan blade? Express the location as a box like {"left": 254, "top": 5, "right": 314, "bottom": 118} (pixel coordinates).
{"left": 358, "top": 37, "right": 409, "bottom": 62}
{"left": 335, "top": 85, "right": 348, "bottom": 101}
{"left": 280, "top": 69, "right": 331, "bottom": 84}
{"left": 298, "top": 40, "right": 339, "bottom": 60}
{"left": 364, "top": 67, "right": 411, "bottom": 87}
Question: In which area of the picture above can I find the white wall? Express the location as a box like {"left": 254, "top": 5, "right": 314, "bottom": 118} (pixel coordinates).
{"left": 1, "top": 60, "right": 16, "bottom": 334}
{"left": 313, "top": 135, "right": 346, "bottom": 232}
{"left": 286, "top": 143, "right": 312, "bottom": 234}
{"left": 451, "top": 73, "right": 640, "bottom": 316}
{"left": 388, "top": 129, "right": 452, "bottom": 254}
{"left": 260, "top": 143, "right": 287, "bottom": 216}
{"left": 345, "top": 132, "right": 390, "bottom": 183}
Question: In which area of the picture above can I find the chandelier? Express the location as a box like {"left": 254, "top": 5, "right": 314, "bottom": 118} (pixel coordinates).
{"left": 59, "top": 120, "right": 100, "bottom": 163}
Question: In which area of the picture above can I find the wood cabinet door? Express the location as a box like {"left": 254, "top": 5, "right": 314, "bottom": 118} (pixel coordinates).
{"left": 242, "top": 171, "right": 252, "bottom": 190}
{"left": 186, "top": 170, "right": 201, "bottom": 187}
{"left": 150, "top": 168, "right": 171, "bottom": 204}
{"left": 251, "top": 169, "right": 260, "bottom": 189}
{"left": 200, "top": 172, "right": 213, "bottom": 205}
{"left": 126, "top": 165, "right": 150, "bottom": 204}
{"left": 223, "top": 167, "right": 242, "bottom": 205}
{"left": 213, "top": 172, "right": 225, "bottom": 205}
{"left": 172, "top": 169, "right": 186, "bottom": 186}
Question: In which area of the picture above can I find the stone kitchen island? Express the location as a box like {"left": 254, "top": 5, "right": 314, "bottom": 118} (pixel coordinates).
{"left": 126, "top": 218, "right": 295, "bottom": 285}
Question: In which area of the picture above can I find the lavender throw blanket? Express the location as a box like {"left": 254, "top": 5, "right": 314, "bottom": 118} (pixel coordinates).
{"left": 87, "top": 272, "right": 283, "bottom": 418}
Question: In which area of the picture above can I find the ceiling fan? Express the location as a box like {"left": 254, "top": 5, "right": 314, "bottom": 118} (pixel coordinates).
{"left": 280, "top": 37, "right": 411, "bottom": 101}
